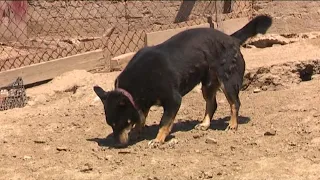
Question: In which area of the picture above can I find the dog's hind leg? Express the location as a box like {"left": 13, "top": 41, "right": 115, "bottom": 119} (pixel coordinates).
{"left": 148, "top": 92, "right": 182, "bottom": 148}
{"left": 220, "top": 81, "right": 241, "bottom": 131}
{"left": 195, "top": 81, "right": 220, "bottom": 131}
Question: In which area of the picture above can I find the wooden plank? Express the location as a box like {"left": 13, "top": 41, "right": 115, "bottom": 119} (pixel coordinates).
{"left": 216, "top": 17, "right": 249, "bottom": 35}
{"left": 0, "top": 49, "right": 105, "bottom": 86}
{"left": 146, "top": 23, "right": 211, "bottom": 46}
{"left": 110, "top": 52, "right": 136, "bottom": 71}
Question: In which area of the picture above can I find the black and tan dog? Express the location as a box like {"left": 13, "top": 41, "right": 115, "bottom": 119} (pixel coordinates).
{"left": 94, "top": 15, "right": 272, "bottom": 147}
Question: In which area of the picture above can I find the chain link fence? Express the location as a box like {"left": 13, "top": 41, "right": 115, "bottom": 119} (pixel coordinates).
{"left": 0, "top": 0, "right": 254, "bottom": 111}
{"left": 0, "top": 0, "right": 254, "bottom": 73}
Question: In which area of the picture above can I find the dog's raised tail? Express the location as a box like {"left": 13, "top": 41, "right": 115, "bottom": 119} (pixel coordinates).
{"left": 231, "top": 15, "right": 272, "bottom": 45}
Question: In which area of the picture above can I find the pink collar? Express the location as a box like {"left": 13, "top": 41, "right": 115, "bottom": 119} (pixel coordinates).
{"left": 115, "top": 88, "right": 138, "bottom": 110}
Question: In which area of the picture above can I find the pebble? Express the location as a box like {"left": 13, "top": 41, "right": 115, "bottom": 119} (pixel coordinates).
{"left": 253, "top": 88, "right": 261, "bottom": 93}
{"left": 80, "top": 163, "right": 93, "bottom": 173}
{"left": 261, "top": 86, "right": 268, "bottom": 91}
{"left": 264, "top": 130, "right": 276, "bottom": 136}
{"left": 205, "top": 137, "right": 217, "bottom": 144}
{"left": 118, "top": 150, "right": 132, "bottom": 154}
{"left": 56, "top": 146, "right": 68, "bottom": 151}
{"left": 34, "top": 139, "right": 46, "bottom": 144}
{"left": 23, "top": 155, "right": 32, "bottom": 160}
{"left": 193, "top": 134, "right": 201, "bottom": 139}
{"left": 313, "top": 112, "right": 320, "bottom": 117}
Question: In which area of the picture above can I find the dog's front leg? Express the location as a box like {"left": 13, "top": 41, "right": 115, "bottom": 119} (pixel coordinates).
{"left": 148, "top": 94, "right": 181, "bottom": 148}
{"left": 131, "top": 108, "right": 150, "bottom": 140}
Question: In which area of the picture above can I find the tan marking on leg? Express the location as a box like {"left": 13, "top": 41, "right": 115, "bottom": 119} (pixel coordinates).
{"left": 155, "top": 117, "right": 175, "bottom": 143}
{"left": 195, "top": 85, "right": 218, "bottom": 130}
{"left": 220, "top": 82, "right": 239, "bottom": 131}
{"left": 228, "top": 103, "right": 238, "bottom": 130}
{"left": 195, "top": 99, "right": 214, "bottom": 130}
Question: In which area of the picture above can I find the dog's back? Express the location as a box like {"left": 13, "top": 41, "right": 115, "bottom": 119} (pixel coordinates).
{"left": 118, "top": 15, "right": 272, "bottom": 98}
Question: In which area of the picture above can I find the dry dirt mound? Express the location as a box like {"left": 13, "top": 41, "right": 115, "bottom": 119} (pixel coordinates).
{"left": 26, "top": 70, "right": 120, "bottom": 107}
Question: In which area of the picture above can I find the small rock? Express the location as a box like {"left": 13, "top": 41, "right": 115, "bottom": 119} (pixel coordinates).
{"left": 253, "top": 88, "right": 261, "bottom": 93}
{"left": 80, "top": 163, "right": 93, "bottom": 173}
{"left": 313, "top": 112, "right": 320, "bottom": 117}
{"left": 217, "top": 172, "right": 222, "bottom": 176}
{"left": 56, "top": 146, "right": 68, "bottom": 151}
{"left": 205, "top": 137, "right": 217, "bottom": 144}
{"left": 195, "top": 149, "right": 200, "bottom": 153}
{"left": 118, "top": 150, "right": 131, "bottom": 154}
{"left": 23, "top": 155, "right": 32, "bottom": 160}
{"left": 261, "top": 86, "right": 268, "bottom": 91}
{"left": 34, "top": 139, "right": 46, "bottom": 144}
{"left": 264, "top": 130, "right": 276, "bottom": 136}
{"left": 193, "top": 134, "right": 201, "bottom": 139}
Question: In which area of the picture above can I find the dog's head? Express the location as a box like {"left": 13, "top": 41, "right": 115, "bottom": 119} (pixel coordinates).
{"left": 93, "top": 85, "right": 140, "bottom": 147}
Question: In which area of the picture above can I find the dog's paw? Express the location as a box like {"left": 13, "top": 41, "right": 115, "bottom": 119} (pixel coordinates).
{"left": 225, "top": 124, "right": 238, "bottom": 131}
{"left": 194, "top": 123, "right": 210, "bottom": 131}
{"left": 147, "top": 139, "right": 163, "bottom": 148}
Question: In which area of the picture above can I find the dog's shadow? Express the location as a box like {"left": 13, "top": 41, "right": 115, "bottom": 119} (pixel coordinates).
{"left": 87, "top": 115, "right": 250, "bottom": 148}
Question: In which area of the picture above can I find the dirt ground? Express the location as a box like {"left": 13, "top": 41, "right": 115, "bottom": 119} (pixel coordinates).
{"left": 1, "top": 1, "right": 320, "bottom": 180}
{"left": 1, "top": 36, "right": 320, "bottom": 180}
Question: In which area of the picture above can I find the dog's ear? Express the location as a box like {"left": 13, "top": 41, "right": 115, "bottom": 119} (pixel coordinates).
{"left": 93, "top": 85, "right": 109, "bottom": 100}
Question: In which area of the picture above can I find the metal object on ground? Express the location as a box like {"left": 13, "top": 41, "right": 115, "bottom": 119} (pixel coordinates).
{"left": 0, "top": 77, "right": 27, "bottom": 111}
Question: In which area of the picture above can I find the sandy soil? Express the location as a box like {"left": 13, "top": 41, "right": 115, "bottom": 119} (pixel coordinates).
{"left": 1, "top": 35, "right": 320, "bottom": 180}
